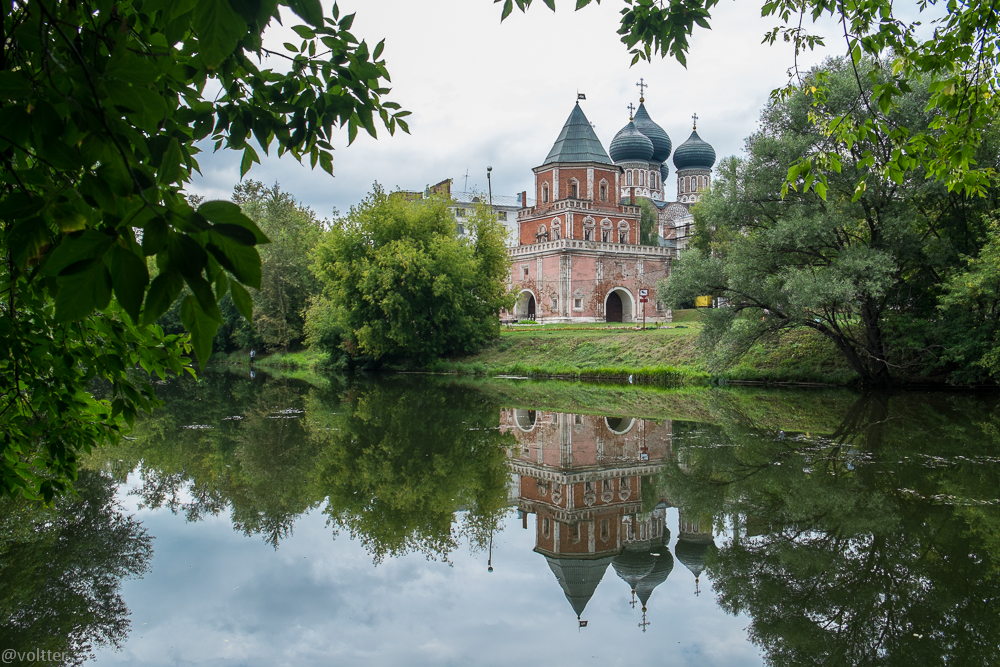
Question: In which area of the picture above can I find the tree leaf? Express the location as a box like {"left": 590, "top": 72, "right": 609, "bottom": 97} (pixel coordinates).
{"left": 240, "top": 144, "right": 260, "bottom": 177}
{"left": 107, "top": 245, "right": 150, "bottom": 324}
{"left": 41, "top": 231, "right": 113, "bottom": 277}
{"left": 184, "top": 273, "right": 224, "bottom": 323}
{"left": 198, "top": 200, "right": 270, "bottom": 243}
{"left": 207, "top": 236, "right": 262, "bottom": 289}
{"left": 158, "top": 138, "right": 184, "bottom": 185}
{"left": 287, "top": 0, "right": 324, "bottom": 26}
{"left": 180, "top": 295, "right": 220, "bottom": 369}
{"left": 230, "top": 280, "right": 254, "bottom": 322}
{"left": 55, "top": 262, "right": 113, "bottom": 322}
{"left": 0, "top": 71, "right": 32, "bottom": 100}
{"left": 194, "top": 0, "right": 248, "bottom": 68}
{"left": 143, "top": 271, "right": 185, "bottom": 325}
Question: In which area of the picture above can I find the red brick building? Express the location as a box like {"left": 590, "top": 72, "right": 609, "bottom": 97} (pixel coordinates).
{"left": 509, "top": 98, "right": 716, "bottom": 322}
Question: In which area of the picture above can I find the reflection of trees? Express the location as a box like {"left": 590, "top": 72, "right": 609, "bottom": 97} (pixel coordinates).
{"left": 93, "top": 372, "right": 513, "bottom": 559}
{"left": 305, "top": 378, "right": 513, "bottom": 563}
{"left": 663, "top": 391, "right": 1000, "bottom": 666}
{"left": 0, "top": 471, "right": 152, "bottom": 665}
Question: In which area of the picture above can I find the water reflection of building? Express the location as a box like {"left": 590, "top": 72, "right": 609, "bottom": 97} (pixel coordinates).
{"left": 502, "top": 409, "right": 690, "bottom": 627}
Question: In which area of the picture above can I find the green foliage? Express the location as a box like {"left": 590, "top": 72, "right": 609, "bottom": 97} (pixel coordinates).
{"left": 637, "top": 197, "right": 659, "bottom": 245}
{"left": 0, "top": 1, "right": 405, "bottom": 497}
{"left": 662, "top": 391, "right": 1000, "bottom": 665}
{"left": 306, "top": 378, "right": 513, "bottom": 562}
{"left": 232, "top": 181, "right": 325, "bottom": 351}
{"left": 0, "top": 470, "right": 152, "bottom": 661}
{"left": 938, "top": 216, "right": 1000, "bottom": 381}
{"left": 92, "top": 372, "right": 513, "bottom": 560}
{"left": 310, "top": 187, "right": 515, "bottom": 364}
{"left": 660, "top": 59, "right": 999, "bottom": 385}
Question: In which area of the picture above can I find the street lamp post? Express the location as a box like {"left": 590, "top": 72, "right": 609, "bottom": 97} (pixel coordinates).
{"left": 487, "top": 166, "right": 493, "bottom": 210}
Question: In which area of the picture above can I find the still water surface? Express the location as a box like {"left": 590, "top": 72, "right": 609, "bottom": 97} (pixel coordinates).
{"left": 5, "top": 372, "right": 1000, "bottom": 666}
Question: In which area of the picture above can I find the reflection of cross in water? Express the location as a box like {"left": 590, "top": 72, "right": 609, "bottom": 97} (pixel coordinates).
{"left": 638, "top": 611, "right": 650, "bottom": 633}
{"left": 629, "top": 590, "right": 638, "bottom": 608}
{"left": 627, "top": 102, "right": 635, "bottom": 120}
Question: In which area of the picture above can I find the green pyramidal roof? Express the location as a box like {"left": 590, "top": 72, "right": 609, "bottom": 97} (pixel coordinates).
{"left": 542, "top": 103, "right": 613, "bottom": 167}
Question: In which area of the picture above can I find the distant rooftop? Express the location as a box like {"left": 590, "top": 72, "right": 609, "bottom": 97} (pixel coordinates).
{"left": 452, "top": 191, "right": 535, "bottom": 208}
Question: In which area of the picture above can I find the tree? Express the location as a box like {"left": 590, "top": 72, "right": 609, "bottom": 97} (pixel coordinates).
{"left": 938, "top": 216, "right": 1000, "bottom": 381}
{"left": 232, "top": 181, "right": 325, "bottom": 351}
{"left": 660, "top": 59, "right": 999, "bottom": 385}
{"left": 305, "top": 377, "right": 513, "bottom": 563}
{"left": 506, "top": 0, "right": 1000, "bottom": 196}
{"left": 637, "top": 197, "right": 659, "bottom": 245}
{"left": 0, "top": 0, "right": 407, "bottom": 498}
{"left": 0, "top": 470, "right": 153, "bottom": 665}
{"left": 310, "top": 187, "right": 515, "bottom": 364}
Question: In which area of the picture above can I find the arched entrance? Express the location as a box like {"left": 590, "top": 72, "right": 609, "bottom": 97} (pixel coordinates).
{"left": 604, "top": 288, "right": 634, "bottom": 323}
{"left": 606, "top": 292, "right": 623, "bottom": 322}
{"left": 515, "top": 290, "right": 537, "bottom": 321}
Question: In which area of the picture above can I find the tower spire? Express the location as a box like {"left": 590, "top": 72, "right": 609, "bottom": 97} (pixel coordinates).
{"left": 636, "top": 77, "right": 647, "bottom": 103}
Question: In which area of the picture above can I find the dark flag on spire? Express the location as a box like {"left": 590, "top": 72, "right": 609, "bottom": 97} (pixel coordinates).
{"left": 577, "top": 93, "right": 586, "bottom": 100}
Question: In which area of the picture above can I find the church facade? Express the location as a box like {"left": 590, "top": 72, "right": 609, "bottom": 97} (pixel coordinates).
{"left": 509, "top": 94, "right": 716, "bottom": 323}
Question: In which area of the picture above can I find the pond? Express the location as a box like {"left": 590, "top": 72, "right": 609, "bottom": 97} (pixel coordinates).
{"left": 3, "top": 372, "right": 1000, "bottom": 666}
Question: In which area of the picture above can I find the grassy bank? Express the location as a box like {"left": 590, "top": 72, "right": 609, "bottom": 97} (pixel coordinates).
{"left": 445, "top": 375, "right": 858, "bottom": 434}
{"left": 420, "top": 310, "right": 859, "bottom": 386}
{"left": 212, "top": 348, "right": 334, "bottom": 383}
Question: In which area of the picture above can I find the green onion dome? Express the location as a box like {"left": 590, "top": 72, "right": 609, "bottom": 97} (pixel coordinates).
{"left": 612, "top": 548, "right": 657, "bottom": 591}
{"left": 610, "top": 120, "right": 654, "bottom": 163}
{"left": 672, "top": 130, "right": 716, "bottom": 171}
{"left": 633, "top": 103, "right": 672, "bottom": 163}
{"left": 660, "top": 162, "right": 670, "bottom": 182}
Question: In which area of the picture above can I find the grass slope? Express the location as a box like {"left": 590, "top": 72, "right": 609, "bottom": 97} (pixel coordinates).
{"left": 425, "top": 310, "right": 859, "bottom": 386}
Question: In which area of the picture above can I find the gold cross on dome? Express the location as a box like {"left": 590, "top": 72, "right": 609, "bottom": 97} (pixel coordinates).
{"left": 692, "top": 112, "right": 699, "bottom": 129}
{"left": 636, "top": 78, "right": 647, "bottom": 102}
{"left": 627, "top": 102, "right": 635, "bottom": 120}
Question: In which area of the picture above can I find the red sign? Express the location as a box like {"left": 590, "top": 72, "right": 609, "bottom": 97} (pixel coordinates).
{"left": 639, "top": 297, "right": 648, "bottom": 303}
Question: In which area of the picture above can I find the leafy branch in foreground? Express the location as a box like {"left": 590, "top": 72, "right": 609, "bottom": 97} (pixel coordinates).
{"left": 0, "top": 0, "right": 407, "bottom": 499}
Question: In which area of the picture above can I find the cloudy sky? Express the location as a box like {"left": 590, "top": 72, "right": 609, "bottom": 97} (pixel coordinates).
{"left": 187, "top": 0, "right": 850, "bottom": 219}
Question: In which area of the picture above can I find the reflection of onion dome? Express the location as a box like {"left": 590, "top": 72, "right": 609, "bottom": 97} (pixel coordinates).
{"left": 610, "top": 121, "right": 654, "bottom": 162}
{"left": 612, "top": 548, "right": 656, "bottom": 591}
{"left": 633, "top": 103, "right": 672, "bottom": 162}
{"left": 545, "top": 555, "right": 615, "bottom": 618}
{"left": 635, "top": 550, "right": 674, "bottom": 608}
{"left": 672, "top": 129, "right": 716, "bottom": 170}
{"left": 674, "top": 537, "right": 715, "bottom": 581}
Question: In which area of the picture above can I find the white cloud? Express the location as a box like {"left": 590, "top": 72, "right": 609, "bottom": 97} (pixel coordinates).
{"left": 187, "top": 0, "right": 848, "bottom": 217}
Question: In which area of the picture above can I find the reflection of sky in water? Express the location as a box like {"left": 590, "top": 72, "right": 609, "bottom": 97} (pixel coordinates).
{"left": 94, "top": 474, "right": 760, "bottom": 667}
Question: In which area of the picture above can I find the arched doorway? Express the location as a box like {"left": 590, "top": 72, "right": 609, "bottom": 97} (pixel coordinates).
{"left": 606, "top": 291, "right": 623, "bottom": 322}
{"left": 515, "top": 290, "right": 537, "bottom": 320}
